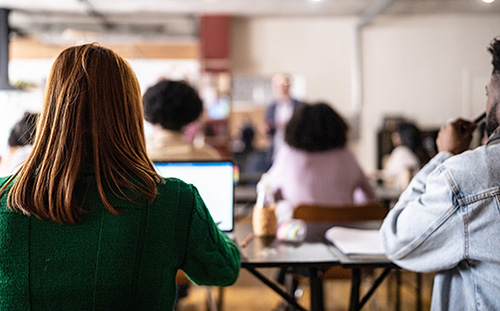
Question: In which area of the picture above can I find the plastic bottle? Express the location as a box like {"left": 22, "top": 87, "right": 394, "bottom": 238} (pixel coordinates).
{"left": 252, "top": 174, "right": 277, "bottom": 237}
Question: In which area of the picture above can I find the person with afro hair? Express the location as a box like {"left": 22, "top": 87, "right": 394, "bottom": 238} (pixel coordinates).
{"left": 143, "top": 79, "right": 220, "bottom": 161}
{"left": 264, "top": 102, "right": 375, "bottom": 212}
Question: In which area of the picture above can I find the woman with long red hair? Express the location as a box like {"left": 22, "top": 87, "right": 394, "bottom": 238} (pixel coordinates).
{"left": 0, "top": 44, "right": 239, "bottom": 310}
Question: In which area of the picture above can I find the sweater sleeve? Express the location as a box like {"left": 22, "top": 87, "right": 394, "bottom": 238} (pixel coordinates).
{"left": 180, "top": 185, "right": 240, "bottom": 286}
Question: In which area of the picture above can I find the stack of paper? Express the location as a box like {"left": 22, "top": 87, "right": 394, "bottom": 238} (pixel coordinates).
{"left": 325, "top": 227, "right": 385, "bottom": 255}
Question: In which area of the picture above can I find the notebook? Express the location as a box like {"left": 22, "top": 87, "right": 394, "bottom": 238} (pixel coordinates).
{"left": 153, "top": 160, "right": 235, "bottom": 232}
{"left": 325, "top": 226, "right": 385, "bottom": 256}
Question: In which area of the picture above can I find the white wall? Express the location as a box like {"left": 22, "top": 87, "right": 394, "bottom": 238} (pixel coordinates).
{"left": 361, "top": 14, "right": 500, "bottom": 170}
{"left": 232, "top": 17, "right": 356, "bottom": 117}
{"left": 231, "top": 14, "right": 500, "bottom": 171}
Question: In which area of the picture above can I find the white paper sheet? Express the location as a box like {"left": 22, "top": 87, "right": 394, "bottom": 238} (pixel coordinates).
{"left": 325, "top": 227, "right": 385, "bottom": 255}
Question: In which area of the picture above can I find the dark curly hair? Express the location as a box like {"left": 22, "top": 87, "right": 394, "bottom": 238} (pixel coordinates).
{"left": 395, "top": 121, "right": 430, "bottom": 166}
{"left": 142, "top": 79, "right": 203, "bottom": 131}
{"left": 284, "top": 102, "right": 348, "bottom": 152}
{"left": 488, "top": 37, "right": 500, "bottom": 75}
{"left": 8, "top": 112, "right": 38, "bottom": 147}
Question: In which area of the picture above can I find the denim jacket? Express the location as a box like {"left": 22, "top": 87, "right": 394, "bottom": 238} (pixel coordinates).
{"left": 380, "top": 130, "right": 500, "bottom": 311}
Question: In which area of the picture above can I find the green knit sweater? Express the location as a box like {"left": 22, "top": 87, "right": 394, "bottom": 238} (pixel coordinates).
{"left": 0, "top": 175, "right": 240, "bottom": 310}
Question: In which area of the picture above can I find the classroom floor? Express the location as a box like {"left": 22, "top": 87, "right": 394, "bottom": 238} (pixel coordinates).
{"left": 177, "top": 268, "right": 434, "bottom": 311}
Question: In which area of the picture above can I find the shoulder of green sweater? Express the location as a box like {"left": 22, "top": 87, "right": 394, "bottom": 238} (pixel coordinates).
{"left": 156, "top": 177, "right": 195, "bottom": 199}
{"left": 0, "top": 175, "right": 15, "bottom": 213}
{"left": 158, "top": 177, "right": 192, "bottom": 191}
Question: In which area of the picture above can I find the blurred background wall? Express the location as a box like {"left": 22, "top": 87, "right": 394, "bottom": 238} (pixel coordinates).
{"left": 2, "top": 7, "right": 500, "bottom": 171}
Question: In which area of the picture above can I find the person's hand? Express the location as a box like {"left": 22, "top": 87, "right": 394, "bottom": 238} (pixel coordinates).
{"left": 436, "top": 119, "right": 477, "bottom": 155}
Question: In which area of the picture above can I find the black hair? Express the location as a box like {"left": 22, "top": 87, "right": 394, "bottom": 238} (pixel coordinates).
{"left": 395, "top": 121, "right": 430, "bottom": 166}
{"left": 284, "top": 102, "right": 348, "bottom": 152}
{"left": 488, "top": 37, "right": 500, "bottom": 75}
{"left": 8, "top": 112, "right": 38, "bottom": 147}
{"left": 142, "top": 80, "right": 203, "bottom": 131}
{"left": 395, "top": 122, "right": 422, "bottom": 153}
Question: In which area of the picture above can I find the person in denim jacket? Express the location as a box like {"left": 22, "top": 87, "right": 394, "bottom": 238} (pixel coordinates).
{"left": 381, "top": 37, "right": 500, "bottom": 310}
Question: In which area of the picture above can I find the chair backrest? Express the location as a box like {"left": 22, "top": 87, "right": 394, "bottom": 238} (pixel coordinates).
{"left": 293, "top": 201, "right": 388, "bottom": 223}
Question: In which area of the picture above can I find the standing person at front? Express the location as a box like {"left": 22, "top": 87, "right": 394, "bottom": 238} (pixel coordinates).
{"left": 0, "top": 44, "right": 240, "bottom": 311}
{"left": 380, "top": 37, "right": 500, "bottom": 310}
{"left": 265, "top": 73, "right": 303, "bottom": 163}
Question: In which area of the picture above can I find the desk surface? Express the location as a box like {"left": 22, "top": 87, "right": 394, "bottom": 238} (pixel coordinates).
{"left": 234, "top": 223, "right": 394, "bottom": 269}
{"left": 234, "top": 223, "right": 340, "bottom": 268}
{"left": 375, "top": 185, "right": 402, "bottom": 205}
{"left": 234, "top": 222, "right": 396, "bottom": 311}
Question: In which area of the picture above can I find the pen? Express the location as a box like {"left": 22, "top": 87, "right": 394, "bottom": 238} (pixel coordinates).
{"left": 240, "top": 233, "right": 254, "bottom": 248}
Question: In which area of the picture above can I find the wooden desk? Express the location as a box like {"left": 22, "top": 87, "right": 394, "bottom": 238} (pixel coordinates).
{"left": 235, "top": 223, "right": 339, "bottom": 311}
{"left": 330, "top": 244, "right": 396, "bottom": 311}
{"left": 234, "top": 222, "right": 397, "bottom": 311}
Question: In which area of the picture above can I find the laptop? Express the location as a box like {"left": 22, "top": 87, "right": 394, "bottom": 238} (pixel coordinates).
{"left": 153, "top": 160, "right": 235, "bottom": 233}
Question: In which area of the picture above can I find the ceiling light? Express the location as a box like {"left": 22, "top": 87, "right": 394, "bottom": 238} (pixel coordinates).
{"left": 482, "top": 0, "right": 495, "bottom": 3}
{"left": 310, "top": 0, "right": 323, "bottom": 2}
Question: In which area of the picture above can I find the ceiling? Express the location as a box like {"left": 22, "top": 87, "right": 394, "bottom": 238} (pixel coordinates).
{"left": 2, "top": 0, "right": 500, "bottom": 43}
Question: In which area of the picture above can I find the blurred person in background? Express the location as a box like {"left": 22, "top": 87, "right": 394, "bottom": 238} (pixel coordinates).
{"left": 0, "top": 112, "right": 38, "bottom": 176}
{"left": 265, "top": 73, "right": 303, "bottom": 165}
{"left": 231, "top": 115, "right": 256, "bottom": 155}
{"left": 265, "top": 102, "right": 376, "bottom": 221}
{"left": 383, "top": 121, "right": 430, "bottom": 189}
{"left": 265, "top": 102, "right": 376, "bottom": 311}
{"left": 142, "top": 79, "right": 220, "bottom": 161}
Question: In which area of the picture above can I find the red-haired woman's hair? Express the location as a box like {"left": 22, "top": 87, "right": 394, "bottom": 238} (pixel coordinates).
{"left": 3, "top": 43, "right": 162, "bottom": 224}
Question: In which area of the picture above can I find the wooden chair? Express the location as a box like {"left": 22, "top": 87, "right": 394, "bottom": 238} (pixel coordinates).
{"left": 290, "top": 201, "right": 389, "bottom": 309}
{"left": 293, "top": 201, "right": 388, "bottom": 223}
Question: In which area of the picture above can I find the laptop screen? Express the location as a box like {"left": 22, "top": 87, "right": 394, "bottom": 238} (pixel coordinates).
{"left": 153, "top": 161, "right": 234, "bottom": 232}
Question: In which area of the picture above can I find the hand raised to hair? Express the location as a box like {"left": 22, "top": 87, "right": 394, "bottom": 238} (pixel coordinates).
{"left": 436, "top": 119, "right": 477, "bottom": 155}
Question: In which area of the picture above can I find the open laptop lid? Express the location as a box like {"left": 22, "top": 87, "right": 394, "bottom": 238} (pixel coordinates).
{"left": 153, "top": 160, "right": 235, "bottom": 232}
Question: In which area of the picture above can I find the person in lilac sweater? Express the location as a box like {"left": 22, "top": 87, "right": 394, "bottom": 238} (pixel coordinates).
{"left": 266, "top": 102, "right": 375, "bottom": 217}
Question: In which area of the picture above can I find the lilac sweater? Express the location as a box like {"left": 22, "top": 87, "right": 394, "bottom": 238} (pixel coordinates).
{"left": 267, "top": 144, "right": 375, "bottom": 208}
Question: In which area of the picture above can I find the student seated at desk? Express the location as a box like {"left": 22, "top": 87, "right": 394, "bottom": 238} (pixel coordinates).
{"left": 383, "top": 121, "right": 430, "bottom": 190}
{"left": 381, "top": 37, "right": 500, "bottom": 311}
{"left": 264, "top": 102, "right": 376, "bottom": 221}
{"left": 0, "top": 44, "right": 239, "bottom": 310}
{"left": 142, "top": 79, "right": 220, "bottom": 161}
{"left": 0, "top": 112, "right": 38, "bottom": 176}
